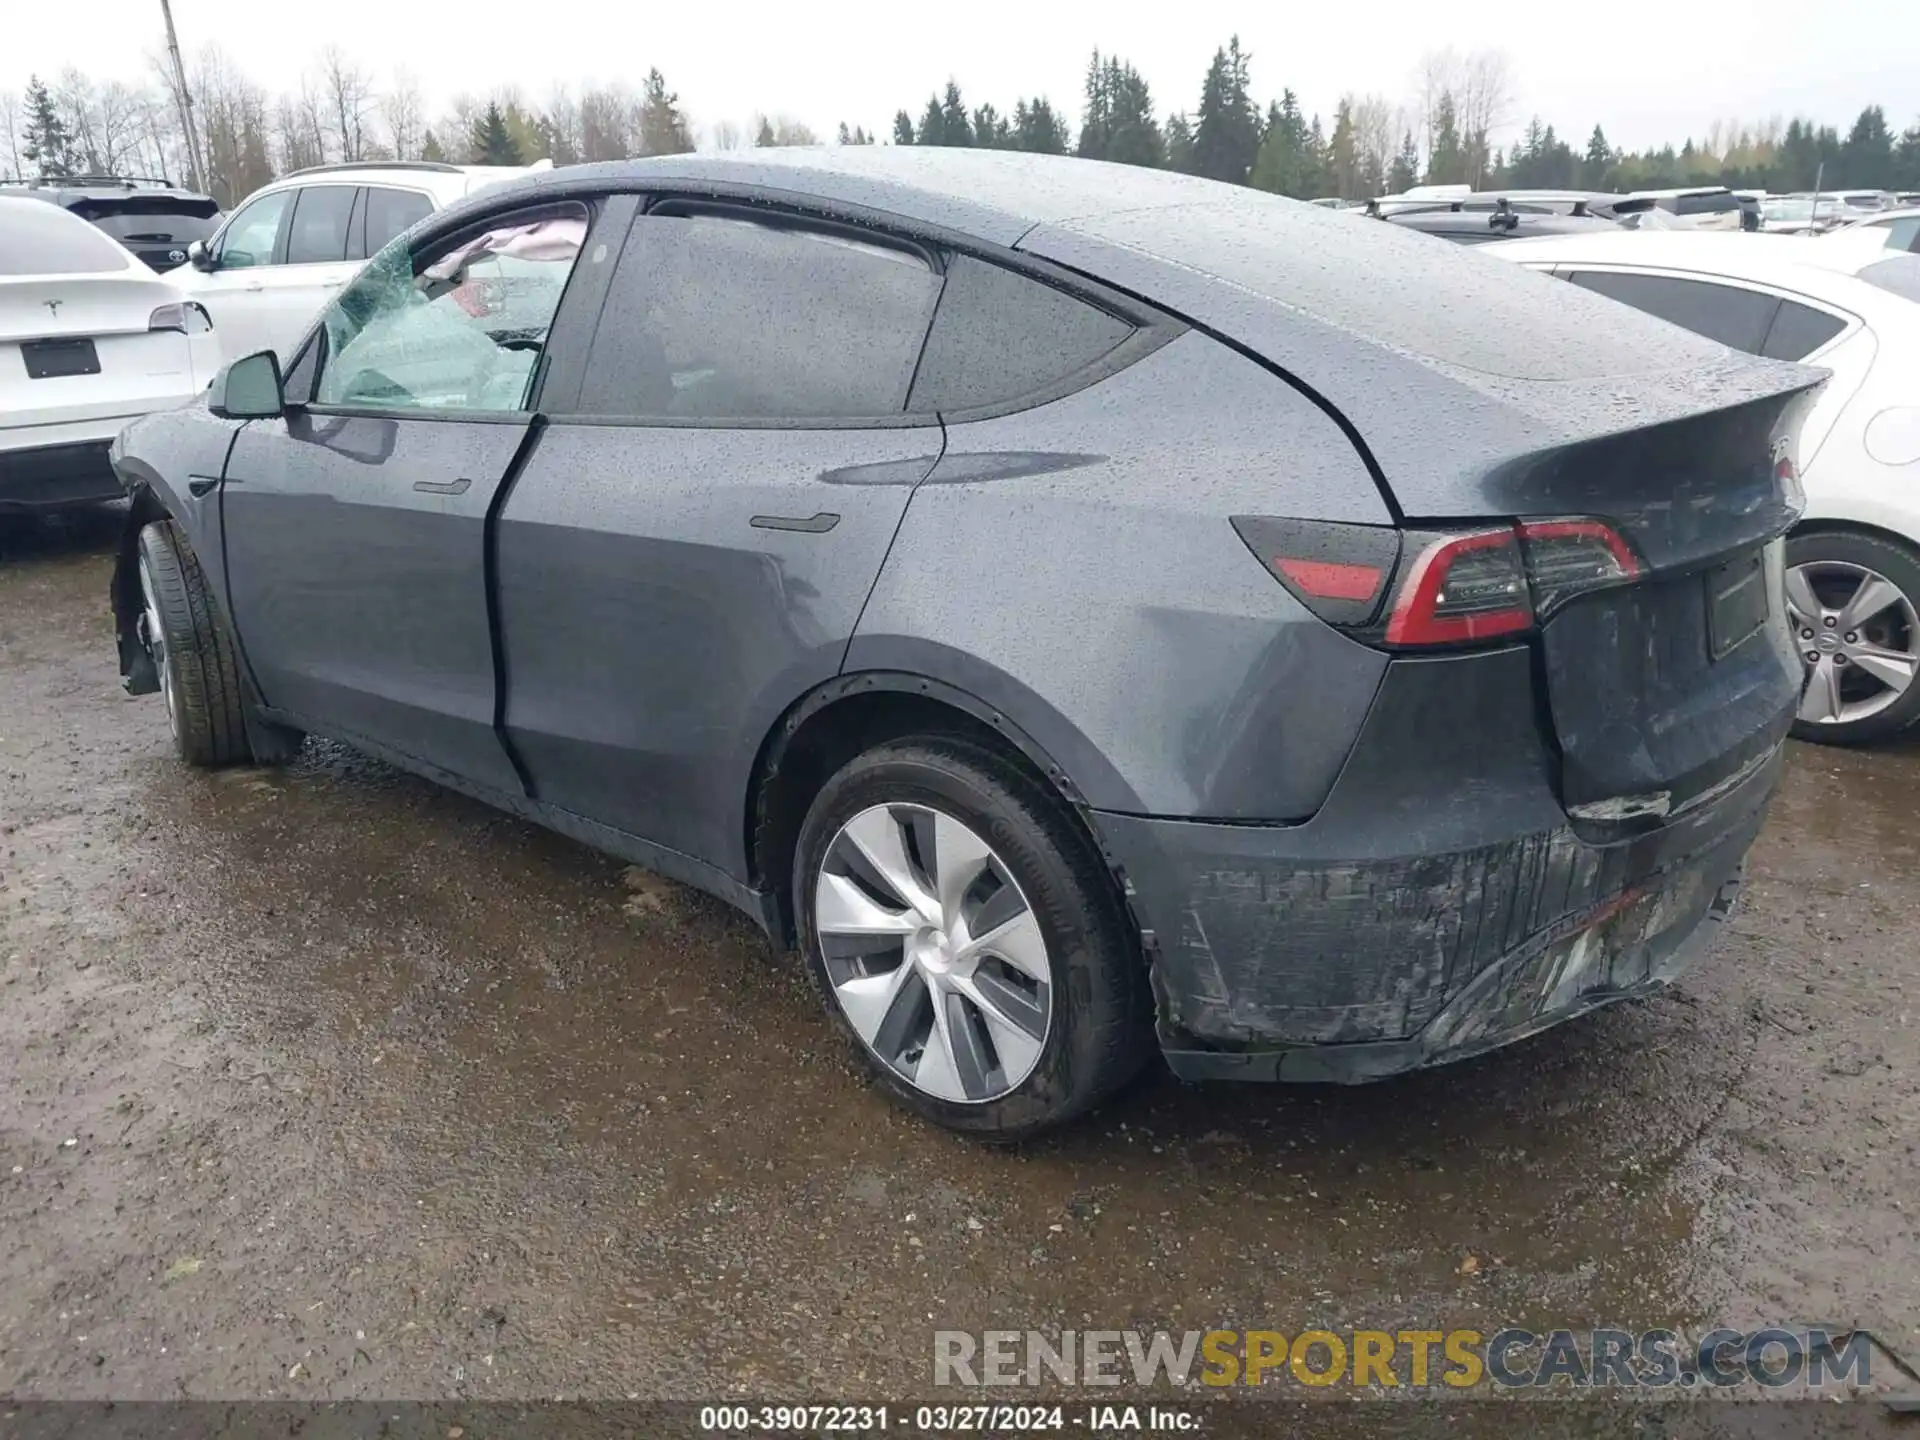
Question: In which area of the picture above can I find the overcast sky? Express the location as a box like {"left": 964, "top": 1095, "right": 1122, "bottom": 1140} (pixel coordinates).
{"left": 6, "top": 0, "right": 1916, "bottom": 153}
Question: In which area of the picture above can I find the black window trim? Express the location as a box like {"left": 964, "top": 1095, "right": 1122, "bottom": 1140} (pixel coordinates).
{"left": 294, "top": 195, "right": 602, "bottom": 425}
{"left": 543, "top": 186, "right": 1183, "bottom": 432}
{"left": 1550, "top": 262, "right": 1860, "bottom": 360}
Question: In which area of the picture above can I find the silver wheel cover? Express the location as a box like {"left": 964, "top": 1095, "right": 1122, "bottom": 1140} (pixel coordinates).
{"left": 813, "top": 802, "right": 1053, "bottom": 1104}
{"left": 137, "top": 553, "right": 178, "bottom": 741}
{"left": 1786, "top": 560, "right": 1919, "bottom": 726}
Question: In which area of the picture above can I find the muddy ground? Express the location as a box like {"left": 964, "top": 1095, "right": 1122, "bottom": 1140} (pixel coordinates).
{"left": 1, "top": 508, "right": 1915, "bottom": 1427}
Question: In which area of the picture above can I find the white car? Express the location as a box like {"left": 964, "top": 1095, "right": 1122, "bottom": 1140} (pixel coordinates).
{"left": 1, "top": 195, "right": 217, "bottom": 513}
{"left": 1488, "top": 228, "right": 1920, "bottom": 744}
{"left": 1836, "top": 206, "right": 1920, "bottom": 254}
{"left": 173, "top": 160, "right": 541, "bottom": 366}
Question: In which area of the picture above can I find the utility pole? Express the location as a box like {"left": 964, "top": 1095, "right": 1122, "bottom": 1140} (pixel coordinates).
{"left": 159, "top": 0, "right": 205, "bottom": 192}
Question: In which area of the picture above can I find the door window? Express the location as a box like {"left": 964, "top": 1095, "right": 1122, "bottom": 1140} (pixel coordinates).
{"left": 573, "top": 211, "right": 941, "bottom": 420}
{"left": 362, "top": 187, "right": 435, "bottom": 256}
{"left": 285, "top": 185, "right": 357, "bottom": 265}
{"left": 213, "top": 190, "right": 292, "bottom": 269}
{"left": 908, "top": 254, "right": 1133, "bottom": 413}
{"left": 312, "top": 207, "right": 587, "bottom": 414}
{"left": 1566, "top": 270, "right": 1780, "bottom": 354}
{"left": 1880, "top": 216, "right": 1920, "bottom": 253}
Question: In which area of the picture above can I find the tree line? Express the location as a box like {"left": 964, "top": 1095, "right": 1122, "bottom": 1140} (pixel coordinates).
{"left": 6, "top": 40, "right": 1919, "bottom": 209}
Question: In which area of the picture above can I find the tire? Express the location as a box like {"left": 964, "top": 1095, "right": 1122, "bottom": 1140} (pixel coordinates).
{"left": 794, "top": 735, "right": 1152, "bottom": 1140}
{"left": 1785, "top": 528, "right": 1920, "bottom": 747}
{"left": 136, "top": 520, "right": 301, "bottom": 767}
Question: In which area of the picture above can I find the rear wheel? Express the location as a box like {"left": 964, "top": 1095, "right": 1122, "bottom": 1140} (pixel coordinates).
{"left": 136, "top": 520, "right": 301, "bottom": 767}
{"left": 1785, "top": 528, "right": 1920, "bottom": 746}
{"left": 794, "top": 736, "right": 1152, "bottom": 1139}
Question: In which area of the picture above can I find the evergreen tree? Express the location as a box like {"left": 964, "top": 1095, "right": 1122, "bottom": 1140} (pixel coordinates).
{"left": 1582, "top": 124, "right": 1613, "bottom": 188}
{"left": 1189, "top": 36, "right": 1259, "bottom": 185}
{"left": 469, "top": 102, "right": 522, "bottom": 166}
{"left": 914, "top": 83, "right": 972, "bottom": 146}
{"left": 972, "top": 103, "right": 1010, "bottom": 149}
{"left": 421, "top": 129, "right": 448, "bottom": 163}
{"left": 1075, "top": 51, "right": 1163, "bottom": 168}
{"left": 1387, "top": 130, "right": 1419, "bottom": 192}
{"left": 892, "top": 111, "right": 915, "bottom": 146}
{"left": 1326, "top": 98, "right": 1359, "bottom": 199}
{"left": 1165, "top": 113, "right": 1195, "bottom": 174}
{"left": 1425, "top": 94, "right": 1465, "bottom": 184}
{"left": 21, "top": 76, "right": 75, "bottom": 179}
{"left": 1249, "top": 92, "right": 1312, "bottom": 197}
{"left": 1897, "top": 125, "right": 1920, "bottom": 191}
{"left": 836, "top": 122, "right": 873, "bottom": 145}
{"left": 638, "top": 68, "right": 693, "bottom": 156}
{"left": 1304, "top": 114, "right": 1330, "bottom": 196}
{"left": 1841, "top": 105, "right": 1893, "bottom": 187}
{"left": 1011, "top": 98, "right": 1069, "bottom": 154}
{"left": 755, "top": 116, "right": 777, "bottom": 147}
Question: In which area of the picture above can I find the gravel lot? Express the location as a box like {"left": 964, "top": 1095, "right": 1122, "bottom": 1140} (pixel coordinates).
{"left": 2, "top": 508, "right": 1915, "bottom": 1429}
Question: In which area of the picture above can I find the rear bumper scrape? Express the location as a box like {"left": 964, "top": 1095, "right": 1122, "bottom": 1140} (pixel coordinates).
{"left": 1091, "top": 644, "right": 1786, "bottom": 1083}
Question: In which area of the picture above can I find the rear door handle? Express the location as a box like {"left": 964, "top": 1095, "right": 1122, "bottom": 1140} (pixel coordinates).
{"left": 413, "top": 477, "right": 471, "bottom": 495}
{"left": 187, "top": 475, "right": 219, "bottom": 498}
{"left": 750, "top": 512, "right": 840, "bottom": 533}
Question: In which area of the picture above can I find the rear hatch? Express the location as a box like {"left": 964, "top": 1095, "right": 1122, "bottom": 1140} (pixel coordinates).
{"left": 0, "top": 274, "right": 201, "bottom": 429}
{"left": 1017, "top": 193, "right": 1823, "bottom": 826}
{"left": 70, "top": 195, "right": 221, "bottom": 271}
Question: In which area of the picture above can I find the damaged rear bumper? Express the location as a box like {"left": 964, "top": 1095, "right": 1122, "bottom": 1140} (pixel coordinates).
{"left": 1092, "top": 644, "right": 1788, "bottom": 1084}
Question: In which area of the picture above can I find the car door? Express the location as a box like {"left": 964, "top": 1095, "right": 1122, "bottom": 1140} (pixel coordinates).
{"left": 219, "top": 197, "right": 606, "bottom": 797}
{"left": 253, "top": 184, "right": 361, "bottom": 364}
{"left": 182, "top": 187, "right": 294, "bottom": 361}
{"left": 494, "top": 202, "right": 949, "bottom": 874}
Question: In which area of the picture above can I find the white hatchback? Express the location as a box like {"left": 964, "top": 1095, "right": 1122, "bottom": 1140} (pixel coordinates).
{"left": 173, "top": 160, "right": 541, "bottom": 367}
{"left": 1, "top": 196, "right": 218, "bottom": 512}
{"left": 1488, "top": 228, "right": 1920, "bottom": 745}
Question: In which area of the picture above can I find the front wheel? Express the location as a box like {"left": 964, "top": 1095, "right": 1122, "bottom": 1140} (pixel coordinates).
{"left": 1785, "top": 528, "right": 1920, "bottom": 746}
{"left": 136, "top": 520, "right": 301, "bottom": 767}
{"left": 794, "top": 737, "right": 1152, "bottom": 1140}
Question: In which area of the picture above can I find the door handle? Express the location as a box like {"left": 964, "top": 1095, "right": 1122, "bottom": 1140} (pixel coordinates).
{"left": 413, "top": 477, "right": 472, "bottom": 495}
{"left": 750, "top": 512, "right": 840, "bottom": 533}
{"left": 187, "top": 475, "right": 219, "bottom": 498}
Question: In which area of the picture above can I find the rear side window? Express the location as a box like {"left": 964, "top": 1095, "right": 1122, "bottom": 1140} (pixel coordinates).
{"left": 1880, "top": 216, "right": 1920, "bottom": 254}
{"left": 575, "top": 211, "right": 942, "bottom": 420}
{"left": 285, "top": 185, "right": 356, "bottom": 265}
{"left": 1760, "top": 300, "right": 1848, "bottom": 361}
{"left": 1567, "top": 270, "right": 1780, "bottom": 354}
{"left": 907, "top": 254, "right": 1133, "bottom": 413}
{"left": 363, "top": 187, "right": 434, "bottom": 256}
{"left": 0, "top": 198, "right": 129, "bottom": 274}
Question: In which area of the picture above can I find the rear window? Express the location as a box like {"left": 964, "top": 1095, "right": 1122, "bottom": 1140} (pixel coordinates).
{"left": 0, "top": 197, "right": 130, "bottom": 274}
{"left": 907, "top": 255, "right": 1132, "bottom": 413}
{"left": 1760, "top": 300, "right": 1848, "bottom": 361}
{"left": 1566, "top": 270, "right": 1780, "bottom": 355}
{"left": 1670, "top": 192, "right": 1741, "bottom": 217}
{"left": 73, "top": 196, "right": 220, "bottom": 245}
{"left": 1857, "top": 255, "right": 1920, "bottom": 304}
{"left": 285, "top": 185, "right": 356, "bottom": 265}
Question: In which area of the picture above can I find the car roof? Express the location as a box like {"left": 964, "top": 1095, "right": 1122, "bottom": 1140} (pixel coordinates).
{"left": 0, "top": 177, "right": 212, "bottom": 204}
{"left": 245, "top": 161, "right": 540, "bottom": 206}
{"left": 1384, "top": 211, "right": 1618, "bottom": 239}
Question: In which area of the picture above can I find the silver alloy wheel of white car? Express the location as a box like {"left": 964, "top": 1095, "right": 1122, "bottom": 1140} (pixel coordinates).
{"left": 137, "top": 552, "right": 178, "bottom": 741}
{"left": 1786, "top": 559, "right": 1920, "bottom": 725}
{"left": 812, "top": 802, "right": 1052, "bottom": 1104}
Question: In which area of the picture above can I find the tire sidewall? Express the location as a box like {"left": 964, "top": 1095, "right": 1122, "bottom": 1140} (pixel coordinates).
{"left": 794, "top": 742, "right": 1132, "bottom": 1138}
{"left": 136, "top": 523, "right": 194, "bottom": 754}
{"left": 1786, "top": 528, "right": 1920, "bottom": 745}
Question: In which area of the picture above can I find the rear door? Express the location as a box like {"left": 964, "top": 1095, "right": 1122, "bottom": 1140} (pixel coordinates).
{"left": 253, "top": 184, "right": 361, "bottom": 363}
{"left": 495, "top": 202, "right": 947, "bottom": 873}
{"left": 220, "top": 198, "right": 602, "bottom": 795}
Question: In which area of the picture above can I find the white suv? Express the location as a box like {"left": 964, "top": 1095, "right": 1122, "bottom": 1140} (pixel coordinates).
{"left": 175, "top": 160, "right": 543, "bottom": 365}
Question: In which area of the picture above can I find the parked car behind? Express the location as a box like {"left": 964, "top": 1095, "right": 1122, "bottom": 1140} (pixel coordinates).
{"left": 109, "top": 151, "right": 1819, "bottom": 1136}
{"left": 172, "top": 160, "right": 543, "bottom": 366}
{"left": 1489, "top": 229, "right": 1920, "bottom": 745}
{"left": 0, "top": 175, "right": 222, "bottom": 273}
{"left": 1371, "top": 197, "right": 1619, "bottom": 245}
{"left": 1836, "top": 206, "right": 1920, "bottom": 254}
{"left": 1, "top": 196, "right": 217, "bottom": 513}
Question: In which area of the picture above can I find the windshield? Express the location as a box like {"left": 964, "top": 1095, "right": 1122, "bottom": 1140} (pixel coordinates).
{"left": 0, "top": 196, "right": 131, "bottom": 274}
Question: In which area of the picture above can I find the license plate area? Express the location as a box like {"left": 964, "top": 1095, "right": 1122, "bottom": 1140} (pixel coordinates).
{"left": 1706, "top": 549, "right": 1768, "bottom": 660}
{"left": 21, "top": 338, "right": 102, "bottom": 380}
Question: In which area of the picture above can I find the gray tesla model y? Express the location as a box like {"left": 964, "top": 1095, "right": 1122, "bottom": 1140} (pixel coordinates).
{"left": 106, "top": 149, "right": 1821, "bottom": 1136}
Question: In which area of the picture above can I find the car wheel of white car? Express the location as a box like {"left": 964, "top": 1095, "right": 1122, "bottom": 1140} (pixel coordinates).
{"left": 136, "top": 520, "right": 280, "bottom": 767}
{"left": 1786, "top": 528, "right": 1920, "bottom": 746}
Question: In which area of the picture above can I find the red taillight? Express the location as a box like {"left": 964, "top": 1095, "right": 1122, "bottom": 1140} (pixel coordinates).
{"left": 1233, "top": 514, "right": 1640, "bottom": 651}
{"left": 1384, "top": 529, "right": 1533, "bottom": 646}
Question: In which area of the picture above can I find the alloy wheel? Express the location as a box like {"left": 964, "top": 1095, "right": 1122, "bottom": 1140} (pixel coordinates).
{"left": 137, "top": 553, "right": 178, "bottom": 741}
{"left": 813, "top": 803, "right": 1052, "bottom": 1104}
{"left": 1786, "top": 559, "right": 1919, "bottom": 726}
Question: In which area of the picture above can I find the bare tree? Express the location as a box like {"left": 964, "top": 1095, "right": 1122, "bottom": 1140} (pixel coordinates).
{"left": 382, "top": 69, "right": 425, "bottom": 161}
{"left": 1453, "top": 49, "right": 1514, "bottom": 185}
{"left": 319, "top": 47, "right": 373, "bottom": 163}
{"left": 541, "top": 85, "right": 582, "bottom": 165}
{"left": 708, "top": 118, "right": 745, "bottom": 151}
{"left": 1, "top": 91, "right": 21, "bottom": 180}
{"left": 752, "top": 114, "right": 818, "bottom": 147}
{"left": 1349, "top": 94, "right": 1399, "bottom": 197}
